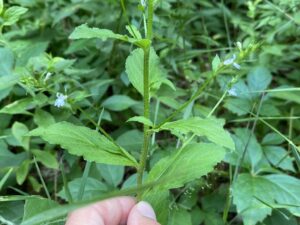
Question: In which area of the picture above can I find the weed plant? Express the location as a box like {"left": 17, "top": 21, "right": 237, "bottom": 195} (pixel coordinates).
{"left": 0, "top": 0, "right": 300, "bottom": 225}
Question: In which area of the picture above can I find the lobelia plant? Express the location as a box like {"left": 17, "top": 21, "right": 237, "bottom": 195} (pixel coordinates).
{"left": 20, "top": 1, "right": 259, "bottom": 224}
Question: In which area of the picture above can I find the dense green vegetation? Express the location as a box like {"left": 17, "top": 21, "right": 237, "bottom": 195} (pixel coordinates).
{"left": 0, "top": 0, "right": 300, "bottom": 224}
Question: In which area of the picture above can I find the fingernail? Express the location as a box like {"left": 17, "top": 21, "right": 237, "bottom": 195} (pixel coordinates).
{"left": 137, "top": 201, "right": 157, "bottom": 220}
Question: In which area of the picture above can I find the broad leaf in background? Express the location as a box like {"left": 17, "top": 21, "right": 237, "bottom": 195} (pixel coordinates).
{"left": 0, "top": 48, "right": 14, "bottom": 76}
{"left": 0, "top": 94, "right": 48, "bottom": 115}
{"left": 101, "top": 95, "right": 139, "bottom": 111}
{"left": 29, "top": 122, "right": 138, "bottom": 167}
{"left": 233, "top": 174, "right": 300, "bottom": 225}
{"left": 97, "top": 164, "right": 124, "bottom": 187}
{"left": 12, "top": 122, "right": 30, "bottom": 150}
{"left": 247, "top": 66, "right": 272, "bottom": 98}
{"left": 22, "top": 198, "right": 59, "bottom": 224}
{"left": 260, "top": 210, "right": 299, "bottom": 225}
{"left": 2, "top": 6, "right": 28, "bottom": 26}
{"left": 16, "top": 159, "right": 31, "bottom": 185}
{"left": 263, "top": 146, "right": 294, "bottom": 172}
{"left": 33, "top": 109, "right": 56, "bottom": 128}
{"left": 226, "top": 128, "right": 263, "bottom": 171}
{"left": 31, "top": 149, "right": 58, "bottom": 169}
{"left": 0, "top": 47, "right": 16, "bottom": 100}
{"left": 224, "top": 67, "right": 272, "bottom": 115}
{"left": 146, "top": 143, "right": 225, "bottom": 190}
{"left": 159, "top": 117, "right": 235, "bottom": 150}
{"left": 58, "top": 177, "right": 107, "bottom": 201}
{"left": 125, "top": 48, "right": 168, "bottom": 96}
{"left": 168, "top": 207, "right": 192, "bottom": 225}
{"left": 127, "top": 116, "right": 154, "bottom": 127}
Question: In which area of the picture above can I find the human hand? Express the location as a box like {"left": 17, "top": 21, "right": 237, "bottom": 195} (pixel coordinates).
{"left": 65, "top": 197, "right": 160, "bottom": 225}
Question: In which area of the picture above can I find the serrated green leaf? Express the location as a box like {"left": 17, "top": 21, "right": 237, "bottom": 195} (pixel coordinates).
{"left": 233, "top": 174, "right": 300, "bottom": 225}
{"left": 102, "top": 95, "right": 138, "bottom": 111}
{"left": 125, "top": 47, "right": 166, "bottom": 96}
{"left": 127, "top": 116, "right": 154, "bottom": 127}
{"left": 3, "top": 6, "right": 28, "bottom": 26}
{"left": 69, "top": 24, "right": 127, "bottom": 41}
{"left": 159, "top": 117, "right": 235, "bottom": 150}
{"left": 146, "top": 143, "right": 225, "bottom": 190}
{"left": 28, "top": 122, "right": 138, "bottom": 167}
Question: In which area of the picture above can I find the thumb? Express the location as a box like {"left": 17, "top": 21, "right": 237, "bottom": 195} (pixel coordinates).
{"left": 127, "top": 201, "right": 161, "bottom": 225}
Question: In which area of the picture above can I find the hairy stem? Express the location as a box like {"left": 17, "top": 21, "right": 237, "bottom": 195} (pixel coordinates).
{"left": 137, "top": 0, "right": 154, "bottom": 200}
{"left": 137, "top": 46, "right": 151, "bottom": 200}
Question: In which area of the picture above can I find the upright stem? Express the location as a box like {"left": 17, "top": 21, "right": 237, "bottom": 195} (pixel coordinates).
{"left": 137, "top": 0, "right": 154, "bottom": 200}
{"left": 137, "top": 46, "right": 150, "bottom": 200}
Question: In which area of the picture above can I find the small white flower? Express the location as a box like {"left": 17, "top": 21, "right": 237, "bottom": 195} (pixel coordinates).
{"left": 54, "top": 93, "right": 67, "bottom": 108}
{"left": 228, "top": 88, "right": 238, "bottom": 97}
{"left": 233, "top": 62, "right": 241, "bottom": 70}
{"left": 140, "top": 0, "right": 147, "bottom": 7}
{"left": 44, "top": 72, "right": 52, "bottom": 82}
{"left": 236, "top": 42, "right": 242, "bottom": 51}
{"left": 223, "top": 54, "right": 241, "bottom": 70}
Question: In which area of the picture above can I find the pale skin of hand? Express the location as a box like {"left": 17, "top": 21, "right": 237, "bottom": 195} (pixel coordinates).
{"left": 65, "top": 197, "right": 161, "bottom": 225}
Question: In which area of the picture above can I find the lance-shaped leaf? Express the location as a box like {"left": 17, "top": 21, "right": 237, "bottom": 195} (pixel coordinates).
{"left": 29, "top": 122, "right": 138, "bottom": 167}
{"left": 159, "top": 117, "right": 235, "bottom": 150}
{"left": 69, "top": 24, "right": 127, "bottom": 41}
{"left": 69, "top": 24, "right": 151, "bottom": 49}
{"left": 146, "top": 143, "right": 225, "bottom": 190}
{"left": 125, "top": 47, "right": 169, "bottom": 96}
{"left": 233, "top": 173, "right": 300, "bottom": 225}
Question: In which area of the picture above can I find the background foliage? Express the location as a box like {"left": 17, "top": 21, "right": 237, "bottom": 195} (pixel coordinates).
{"left": 0, "top": 0, "right": 300, "bottom": 224}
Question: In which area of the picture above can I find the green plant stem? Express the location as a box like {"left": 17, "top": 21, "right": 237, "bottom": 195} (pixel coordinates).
{"left": 137, "top": 46, "right": 151, "bottom": 200}
{"left": 33, "top": 157, "right": 51, "bottom": 200}
{"left": 137, "top": 0, "right": 154, "bottom": 200}
{"left": 146, "top": 0, "right": 154, "bottom": 39}
{"left": 60, "top": 158, "right": 73, "bottom": 203}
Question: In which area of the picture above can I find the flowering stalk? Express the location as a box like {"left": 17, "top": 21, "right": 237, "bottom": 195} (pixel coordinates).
{"left": 137, "top": 0, "right": 153, "bottom": 200}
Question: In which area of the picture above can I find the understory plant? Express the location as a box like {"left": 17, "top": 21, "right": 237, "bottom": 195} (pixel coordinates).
{"left": 1, "top": 0, "right": 300, "bottom": 225}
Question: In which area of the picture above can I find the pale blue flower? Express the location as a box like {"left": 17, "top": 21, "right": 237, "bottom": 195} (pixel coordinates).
{"left": 54, "top": 93, "right": 67, "bottom": 108}
{"left": 228, "top": 88, "right": 238, "bottom": 97}
{"left": 223, "top": 54, "right": 241, "bottom": 70}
